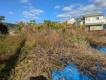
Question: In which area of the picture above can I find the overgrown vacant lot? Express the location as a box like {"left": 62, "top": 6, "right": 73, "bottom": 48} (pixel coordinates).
{"left": 0, "top": 25, "right": 106, "bottom": 80}
{"left": 87, "top": 30, "right": 106, "bottom": 45}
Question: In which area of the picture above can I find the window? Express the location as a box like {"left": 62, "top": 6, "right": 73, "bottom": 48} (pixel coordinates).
{"left": 85, "top": 18, "right": 87, "bottom": 20}
{"left": 96, "top": 17, "right": 99, "bottom": 20}
{"left": 86, "top": 18, "right": 90, "bottom": 21}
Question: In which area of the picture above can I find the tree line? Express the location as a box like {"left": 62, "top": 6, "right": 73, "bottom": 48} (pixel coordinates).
{"left": 0, "top": 16, "right": 8, "bottom": 34}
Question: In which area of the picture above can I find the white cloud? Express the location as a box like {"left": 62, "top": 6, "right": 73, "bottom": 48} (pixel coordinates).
{"left": 57, "top": 3, "right": 103, "bottom": 20}
{"left": 63, "top": 7, "right": 72, "bottom": 11}
{"left": 20, "top": 0, "right": 44, "bottom": 20}
{"left": 62, "top": 5, "right": 75, "bottom": 11}
{"left": 57, "top": 0, "right": 106, "bottom": 20}
{"left": 94, "top": 0, "right": 106, "bottom": 7}
{"left": 57, "top": 14, "right": 70, "bottom": 18}
{"left": 20, "top": 0, "right": 29, "bottom": 3}
{"left": 9, "top": 11, "right": 14, "bottom": 15}
{"left": 22, "top": 8, "right": 44, "bottom": 19}
{"left": 54, "top": 5, "right": 61, "bottom": 9}
{"left": 57, "top": 14, "right": 71, "bottom": 20}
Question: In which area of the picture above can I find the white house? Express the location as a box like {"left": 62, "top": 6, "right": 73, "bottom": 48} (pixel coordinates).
{"left": 68, "top": 12, "right": 106, "bottom": 31}
{"left": 83, "top": 13, "right": 106, "bottom": 31}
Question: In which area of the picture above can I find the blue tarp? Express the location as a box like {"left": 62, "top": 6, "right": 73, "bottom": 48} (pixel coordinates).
{"left": 97, "top": 46, "right": 106, "bottom": 53}
{"left": 96, "top": 70, "right": 106, "bottom": 80}
{"left": 52, "top": 63, "right": 95, "bottom": 80}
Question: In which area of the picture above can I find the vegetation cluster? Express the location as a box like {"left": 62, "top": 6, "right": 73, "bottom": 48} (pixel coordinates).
{"left": 0, "top": 20, "right": 106, "bottom": 80}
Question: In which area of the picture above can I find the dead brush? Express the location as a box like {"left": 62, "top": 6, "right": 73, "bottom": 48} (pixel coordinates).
{"left": 7, "top": 25, "right": 106, "bottom": 80}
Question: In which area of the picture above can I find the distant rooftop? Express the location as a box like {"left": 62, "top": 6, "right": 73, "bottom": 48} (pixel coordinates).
{"left": 84, "top": 12, "right": 103, "bottom": 17}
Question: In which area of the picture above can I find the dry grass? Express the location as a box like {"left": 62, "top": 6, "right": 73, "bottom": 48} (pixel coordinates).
{"left": 8, "top": 26, "right": 106, "bottom": 80}
{"left": 0, "top": 34, "right": 24, "bottom": 61}
{"left": 87, "top": 30, "right": 106, "bottom": 45}
{"left": 0, "top": 25, "right": 106, "bottom": 80}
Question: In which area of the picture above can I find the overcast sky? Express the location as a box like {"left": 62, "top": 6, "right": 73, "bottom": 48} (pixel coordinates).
{"left": 0, "top": 0, "right": 106, "bottom": 23}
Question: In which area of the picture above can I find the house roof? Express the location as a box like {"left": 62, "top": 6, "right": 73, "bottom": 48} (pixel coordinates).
{"left": 84, "top": 12, "right": 103, "bottom": 17}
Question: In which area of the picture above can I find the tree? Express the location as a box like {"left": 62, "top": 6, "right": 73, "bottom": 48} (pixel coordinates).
{"left": 44, "top": 20, "right": 51, "bottom": 27}
{"left": 0, "top": 16, "right": 5, "bottom": 22}
{"left": 0, "top": 23, "right": 8, "bottom": 34}
{"left": 27, "top": 20, "right": 36, "bottom": 26}
{"left": 16, "top": 21, "right": 25, "bottom": 30}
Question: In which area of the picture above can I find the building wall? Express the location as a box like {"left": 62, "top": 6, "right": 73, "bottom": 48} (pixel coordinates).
{"left": 104, "top": 18, "right": 106, "bottom": 24}
{"left": 80, "top": 21, "right": 84, "bottom": 25}
{"left": 89, "top": 25, "right": 104, "bottom": 31}
{"left": 85, "top": 16, "right": 105, "bottom": 25}
{"left": 104, "top": 24, "right": 106, "bottom": 29}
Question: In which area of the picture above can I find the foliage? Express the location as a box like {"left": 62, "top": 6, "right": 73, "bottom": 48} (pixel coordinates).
{"left": 43, "top": 20, "right": 70, "bottom": 30}
{"left": 0, "top": 35, "right": 23, "bottom": 55}
{"left": 16, "top": 21, "right": 26, "bottom": 30}
{"left": 0, "top": 21, "right": 106, "bottom": 80}
{"left": 0, "top": 16, "right": 5, "bottom": 22}
{"left": 27, "top": 20, "right": 36, "bottom": 26}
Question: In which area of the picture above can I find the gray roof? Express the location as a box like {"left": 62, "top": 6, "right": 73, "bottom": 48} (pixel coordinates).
{"left": 84, "top": 12, "right": 103, "bottom": 17}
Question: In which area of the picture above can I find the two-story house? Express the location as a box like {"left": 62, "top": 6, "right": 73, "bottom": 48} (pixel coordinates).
{"left": 68, "top": 12, "right": 106, "bottom": 31}
{"left": 83, "top": 13, "right": 106, "bottom": 31}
